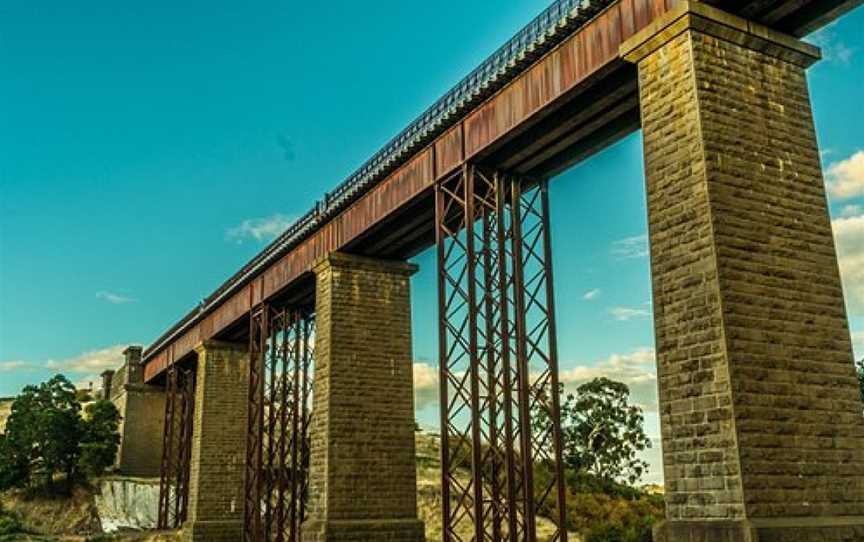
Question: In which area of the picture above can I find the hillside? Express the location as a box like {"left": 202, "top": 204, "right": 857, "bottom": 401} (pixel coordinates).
{"left": 414, "top": 431, "right": 574, "bottom": 542}
{"left": 1, "top": 431, "right": 587, "bottom": 540}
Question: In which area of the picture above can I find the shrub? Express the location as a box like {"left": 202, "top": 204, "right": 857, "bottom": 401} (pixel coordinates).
{"left": 0, "top": 513, "right": 22, "bottom": 536}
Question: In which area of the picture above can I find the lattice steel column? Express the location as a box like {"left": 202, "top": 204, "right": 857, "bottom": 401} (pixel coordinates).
{"left": 436, "top": 165, "right": 567, "bottom": 542}
{"left": 244, "top": 306, "right": 315, "bottom": 542}
{"left": 158, "top": 364, "right": 195, "bottom": 530}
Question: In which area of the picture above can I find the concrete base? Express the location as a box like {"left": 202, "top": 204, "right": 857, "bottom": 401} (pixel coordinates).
{"left": 654, "top": 518, "right": 864, "bottom": 542}
{"left": 182, "top": 519, "right": 243, "bottom": 541}
{"left": 301, "top": 518, "right": 425, "bottom": 541}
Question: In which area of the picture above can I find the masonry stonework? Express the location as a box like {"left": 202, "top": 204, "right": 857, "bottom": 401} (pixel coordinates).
{"left": 302, "top": 253, "right": 424, "bottom": 542}
{"left": 183, "top": 340, "right": 249, "bottom": 542}
{"left": 111, "top": 346, "right": 167, "bottom": 477}
{"left": 621, "top": 2, "right": 864, "bottom": 540}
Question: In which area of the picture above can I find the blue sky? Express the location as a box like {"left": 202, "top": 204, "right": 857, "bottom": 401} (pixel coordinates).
{"left": 1, "top": 2, "right": 862, "bottom": 484}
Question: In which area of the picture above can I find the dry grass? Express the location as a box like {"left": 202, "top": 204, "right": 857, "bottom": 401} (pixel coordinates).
{"left": 415, "top": 432, "right": 579, "bottom": 542}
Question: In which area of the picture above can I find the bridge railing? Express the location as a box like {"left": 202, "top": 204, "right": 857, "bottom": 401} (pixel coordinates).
{"left": 144, "top": 0, "right": 615, "bottom": 361}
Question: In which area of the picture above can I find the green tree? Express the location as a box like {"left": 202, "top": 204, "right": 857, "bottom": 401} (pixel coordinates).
{"left": 0, "top": 433, "right": 28, "bottom": 490}
{"left": 5, "top": 375, "right": 82, "bottom": 491}
{"left": 78, "top": 400, "right": 122, "bottom": 477}
{"left": 554, "top": 377, "right": 652, "bottom": 486}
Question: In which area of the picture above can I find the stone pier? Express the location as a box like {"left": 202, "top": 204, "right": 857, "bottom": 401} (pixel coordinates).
{"left": 302, "top": 253, "right": 425, "bottom": 541}
{"left": 621, "top": 2, "right": 864, "bottom": 540}
{"left": 183, "top": 340, "right": 249, "bottom": 542}
{"left": 109, "top": 345, "right": 166, "bottom": 477}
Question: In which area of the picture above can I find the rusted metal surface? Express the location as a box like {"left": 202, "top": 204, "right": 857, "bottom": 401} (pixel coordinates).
{"left": 143, "top": 0, "right": 853, "bottom": 381}
{"left": 143, "top": 0, "right": 668, "bottom": 382}
{"left": 436, "top": 165, "right": 567, "bottom": 541}
{"left": 243, "top": 306, "right": 315, "bottom": 542}
{"left": 157, "top": 364, "right": 195, "bottom": 530}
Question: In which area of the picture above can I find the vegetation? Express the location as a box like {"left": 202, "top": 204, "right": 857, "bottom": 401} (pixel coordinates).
{"left": 0, "top": 501, "right": 22, "bottom": 537}
{"left": 0, "top": 375, "right": 121, "bottom": 495}
{"left": 79, "top": 401, "right": 122, "bottom": 478}
{"left": 535, "top": 377, "right": 662, "bottom": 541}
{"left": 536, "top": 377, "right": 652, "bottom": 487}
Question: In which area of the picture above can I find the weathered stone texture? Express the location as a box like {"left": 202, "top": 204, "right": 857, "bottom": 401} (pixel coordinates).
{"left": 116, "top": 385, "right": 167, "bottom": 477}
{"left": 302, "top": 253, "right": 424, "bottom": 542}
{"left": 107, "top": 345, "right": 166, "bottom": 477}
{"left": 622, "top": 1, "right": 864, "bottom": 539}
{"left": 183, "top": 341, "right": 249, "bottom": 542}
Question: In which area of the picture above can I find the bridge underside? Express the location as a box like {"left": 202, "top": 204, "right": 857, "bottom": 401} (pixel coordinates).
{"left": 127, "top": 1, "right": 864, "bottom": 541}
{"left": 141, "top": 0, "right": 863, "bottom": 378}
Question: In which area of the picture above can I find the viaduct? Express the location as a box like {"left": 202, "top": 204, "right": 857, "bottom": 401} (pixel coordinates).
{"left": 103, "top": 0, "right": 864, "bottom": 540}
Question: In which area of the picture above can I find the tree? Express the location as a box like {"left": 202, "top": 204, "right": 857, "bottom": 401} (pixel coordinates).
{"left": 0, "top": 433, "right": 28, "bottom": 490}
{"left": 0, "top": 375, "right": 120, "bottom": 493}
{"left": 79, "top": 400, "right": 121, "bottom": 477}
{"left": 553, "top": 378, "right": 651, "bottom": 486}
{"left": 3, "top": 375, "right": 81, "bottom": 491}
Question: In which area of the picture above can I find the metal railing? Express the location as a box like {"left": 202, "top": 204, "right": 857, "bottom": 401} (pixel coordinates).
{"left": 144, "top": 0, "right": 613, "bottom": 361}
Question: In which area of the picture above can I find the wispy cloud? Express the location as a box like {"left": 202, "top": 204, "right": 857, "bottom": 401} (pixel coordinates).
{"left": 611, "top": 234, "right": 649, "bottom": 259}
{"left": 96, "top": 291, "right": 136, "bottom": 304}
{"left": 832, "top": 214, "right": 864, "bottom": 317}
{"left": 413, "top": 347, "right": 660, "bottom": 414}
{"left": 808, "top": 24, "right": 855, "bottom": 64}
{"left": 609, "top": 306, "right": 651, "bottom": 321}
{"left": 583, "top": 288, "right": 601, "bottom": 301}
{"left": 45, "top": 344, "right": 128, "bottom": 374}
{"left": 826, "top": 150, "right": 864, "bottom": 200}
{"left": 226, "top": 214, "right": 294, "bottom": 243}
{"left": 413, "top": 361, "right": 439, "bottom": 410}
{"left": 559, "top": 348, "right": 658, "bottom": 411}
{"left": 0, "top": 361, "right": 32, "bottom": 372}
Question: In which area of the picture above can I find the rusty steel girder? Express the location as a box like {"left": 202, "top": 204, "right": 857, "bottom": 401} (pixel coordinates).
{"left": 243, "top": 305, "right": 315, "bottom": 542}
{"left": 436, "top": 165, "right": 567, "bottom": 541}
{"left": 157, "top": 363, "right": 196, "bottom": 530}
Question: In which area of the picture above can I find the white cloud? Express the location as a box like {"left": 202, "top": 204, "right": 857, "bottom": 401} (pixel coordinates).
{"left": 611, "top": 234, "right": 649, "bottom": 259}
{"left": 826, "top": 151, "right": 864, "bottom": 200}
{"left": 832, "top": 215, "right": 864, "bottom": 317}
{"left": 96, "top": 291, "right": 136, "bottom": 304}
{"left": 226, "top": 214, "right": 294, "bottom": 243}
{"left": 582, "top": 288, "right": 601, "bottom": 301}
{"left": 0, "top": 361, "right": 31, "bottom": 372}
{"left": 609, "top": 306, "right": 651, "bottom": 321}
{"left": 413, "top": 362, "right": 439, "bottom": 410}
{"left": 808, "top": 25, "right": 854, "bottom": 64}
{"left": 559, "top": 348, "right": 658, "bottom": 411}
{"left": 45, "top": 344, "right": 128, "bottom": 374}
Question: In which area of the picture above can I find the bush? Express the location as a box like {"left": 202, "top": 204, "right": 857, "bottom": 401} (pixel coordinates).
{"left": 0, "top": 513, "right": 22, "bottom": 536}
{"left": 565, "top": 490, "right": 662, "bottom": 542}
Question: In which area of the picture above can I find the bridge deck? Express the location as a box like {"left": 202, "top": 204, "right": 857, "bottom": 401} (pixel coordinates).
{"left": 143, "top": 0, "right": 860, "bottom": 382}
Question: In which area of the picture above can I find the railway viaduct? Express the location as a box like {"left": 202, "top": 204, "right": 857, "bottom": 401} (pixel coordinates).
{"left": 108, "top": 0, "right": 864, "bottom": 540}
